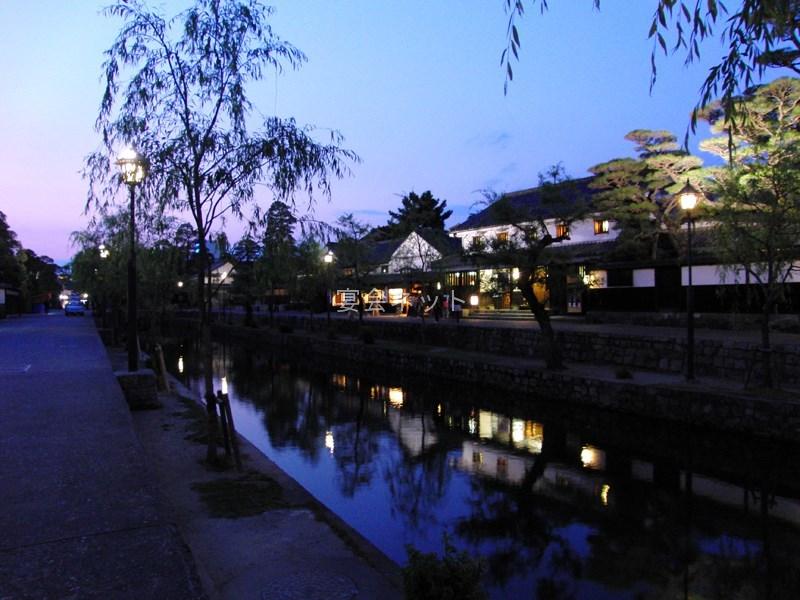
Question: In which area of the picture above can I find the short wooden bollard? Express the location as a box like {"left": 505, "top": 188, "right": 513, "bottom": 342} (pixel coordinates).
{"left": 216, "top": 390, "right": 242, "bottom": 471}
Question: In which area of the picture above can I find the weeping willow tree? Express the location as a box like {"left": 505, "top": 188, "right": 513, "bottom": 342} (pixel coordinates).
{"left": 86, "top": 0, "right": 356, "bottom": 463}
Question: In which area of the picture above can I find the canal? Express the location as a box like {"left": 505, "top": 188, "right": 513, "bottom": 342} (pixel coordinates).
{"left": 167, "top": 338, "right": 800, "bottom": 599}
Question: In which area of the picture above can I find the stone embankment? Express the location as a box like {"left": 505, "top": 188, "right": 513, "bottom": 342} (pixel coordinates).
{"left": 164, "top": 313, "right": 800, "bottom": 444}
{"left": 267, "top": 314, "right": 800, "bottom": 387}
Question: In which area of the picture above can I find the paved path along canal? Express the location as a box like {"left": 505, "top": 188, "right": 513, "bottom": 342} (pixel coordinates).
{"left": 0, "top": 313, "right": 203, "bottom": 598}
{"left": 0, "top": 313, "right": 403, "bottom": 599}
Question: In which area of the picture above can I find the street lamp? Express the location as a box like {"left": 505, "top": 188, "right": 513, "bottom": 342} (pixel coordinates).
{"left": 116, "top": 146, "right": 147, "bottom": 372}
{"left": 677, "top": 180, "right": 700, "bottom": 381}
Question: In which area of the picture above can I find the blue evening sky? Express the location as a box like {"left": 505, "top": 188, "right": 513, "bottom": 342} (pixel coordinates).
{"left": 0, "top": 1, "right": 736, "bottom": 263}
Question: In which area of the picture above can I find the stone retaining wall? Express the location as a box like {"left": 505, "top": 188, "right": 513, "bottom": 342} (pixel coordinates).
{"left": 240, "top": 314, "right": 800, "bottom": 387}
{"left": 213, "top": 323, "right": 800, "bottom": 442}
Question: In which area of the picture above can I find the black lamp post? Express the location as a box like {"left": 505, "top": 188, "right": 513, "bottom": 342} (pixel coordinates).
{"left": 323, "top": 250, "right": 334, "bottom": 325}
{"left": 98, "top": 244, "right": 109, "bottom": 329}
{"left": 116, "top": 146, "right": 147, "bottom": 372}
{"left": 678, "top": 180, "right": 700, "bottom": 381}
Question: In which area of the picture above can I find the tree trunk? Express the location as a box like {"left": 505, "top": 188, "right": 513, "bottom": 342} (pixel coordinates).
{"left": 519, "top": 269, "right": 563, "bottom": 370}
{"left": 198, "top": 240, "right": 220, "bottom": 464}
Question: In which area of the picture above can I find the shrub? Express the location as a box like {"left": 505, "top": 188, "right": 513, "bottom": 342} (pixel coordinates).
{"left": 403, "top": 536, "right": 486, "bottom": 600}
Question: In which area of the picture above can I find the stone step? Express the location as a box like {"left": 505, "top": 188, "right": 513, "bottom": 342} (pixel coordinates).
{"left": 467, "top": 310, "right": 536, "bottom": 321}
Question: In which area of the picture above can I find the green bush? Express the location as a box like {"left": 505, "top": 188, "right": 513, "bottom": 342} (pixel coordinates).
{"left": 403, "top": 536, "right": 486, "bottom": 600}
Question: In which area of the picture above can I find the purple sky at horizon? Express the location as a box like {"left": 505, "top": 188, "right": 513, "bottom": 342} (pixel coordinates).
{"left": 1, "top": 1, "right": 739, "bottom": 264}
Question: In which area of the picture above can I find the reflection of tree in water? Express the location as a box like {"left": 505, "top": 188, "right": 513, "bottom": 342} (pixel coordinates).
{"left": 382, "top": 413, "right": 453, "bottom": 532}
{"left": 454, "top": 466, "right": 581, "bottom": 594}
{"left": 224, "top": 347, "right": 326, "bottom": 462}
{"left": 332, "top": 388, "right": 381, "bottom": 497}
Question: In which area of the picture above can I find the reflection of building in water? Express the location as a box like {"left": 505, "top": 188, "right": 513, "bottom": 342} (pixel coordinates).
{"left": 476, "top": 410, "right": 543, "bottom": 454}
{"left": 535, "top": 464, "right": 612, "bottom": 508}
{"left": 371, "top": 384, "right": 438, "bottom": 456}
{"left": 387, "top": 410, "right": 438, "bottom": 456}
{"left": 459, "top": 440, "right": 537, "bottom": 484}
{"left": 631, "top": 459, "right": 800, "bottom": 527}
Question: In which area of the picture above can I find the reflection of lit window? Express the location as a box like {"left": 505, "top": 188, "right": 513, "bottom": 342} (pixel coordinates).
{"left": 388, "top": 387, "right": 404, "bottom": 407}
{"left": 479, "top": 411, "right": 493, "bottom": 439}
{"left": 468, "top": 418, "right": 477, "bottom": 435}
{"left": 581, "top": 445, "right": 606, "bottom": 470}
{"left": 436, "top": 403, "right": 442, "bottom": 416}
{"left": 497, "top": 456, "right": 508, "bottom": 477}
{"left": 511, "top": 420, "right": 525, "bottom": 443}
{"left": 600, "top": 484, "right": 610, "bottom": 506}
{"left": 331, "top": 374, "right": 348, "bottom": 389}
{"left": 325, "top": 431, "right": 335, "bottom": 454}
{"left": 178, "top": 356, "right": 184, "bottom": 374}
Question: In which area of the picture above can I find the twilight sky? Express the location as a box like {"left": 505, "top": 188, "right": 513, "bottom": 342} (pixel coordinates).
{"left": 1, "top": 1, "right": 733, "bottom": 264}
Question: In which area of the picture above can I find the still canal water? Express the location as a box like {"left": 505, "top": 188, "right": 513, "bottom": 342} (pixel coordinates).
{"left": 168, "top": 339, "right": 800, "bottom": 599}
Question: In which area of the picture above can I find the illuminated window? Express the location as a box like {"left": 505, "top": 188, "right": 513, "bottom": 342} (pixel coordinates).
{"left": 593, "top": 219, "right": 609, "bottom": 235}
{"left": 556, "top": 222, "right": 569, "bottom": 238}
{"left": 472, "top": 451, "right": 483, "bottom": 465}
{"left": 497, "top": 231, "right": 509, "bottom": 243}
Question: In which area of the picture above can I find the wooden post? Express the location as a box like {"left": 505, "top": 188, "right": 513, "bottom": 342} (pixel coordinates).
{"left": 154, "top": 344, "right": 170, "bottom": 392}
{"left": 216, "top": 390, "right": 231, "bottom": 458}
{"left": 222, "top": 393, "right": 242, "bottom": 472}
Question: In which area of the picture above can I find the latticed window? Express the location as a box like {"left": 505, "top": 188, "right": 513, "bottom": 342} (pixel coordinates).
{"left": 593, "top": 219, "right": 609, "bottom": 235}
{"left": 497, "top": 231, "right": 509, "bottom": 243}
{"left": 556, "top": 222, "right": 569, "bottom": 238}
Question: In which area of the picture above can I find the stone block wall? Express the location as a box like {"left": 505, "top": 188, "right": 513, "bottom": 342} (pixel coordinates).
{"left": 215, "top": 324, "right": 800, "bottom": 442}
{"left": 258, "top": 315, "right": 800, "bottom": 386}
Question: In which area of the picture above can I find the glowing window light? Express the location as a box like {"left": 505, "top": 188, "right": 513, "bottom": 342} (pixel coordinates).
{"left": 469, "top": 294, "right": 479, "bottom": 307}
{"left": 178, "top": 356, "right": 184, "bottom": 374}
{"left": 220, "top": 376, "right": 228, "bottom": 395}
{"left": 580, "top": 445, "right": 606, "bottom": 470}
{"left": 325, "top": 431, "right": 335, "bottom": 454}
{"left": 512, "top": 268, "right": 520, "bottom": 281}
{"left": 388, "top": 387, "right": 404, "bottom": 407}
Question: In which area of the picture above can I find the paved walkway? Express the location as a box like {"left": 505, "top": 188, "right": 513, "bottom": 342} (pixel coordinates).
{"left": 0, "top": 313, "right": 403, "bottom": 600}
{"left": 0, "top": 313, "right": 204, "bottom": 599}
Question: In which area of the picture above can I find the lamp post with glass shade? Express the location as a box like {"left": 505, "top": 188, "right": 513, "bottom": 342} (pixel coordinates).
{"left": 323, "top": 250, "right": 334, "bottom": 325}
{"left": 677, "top": 181, "right": 701, "bottom": 381}
{"left": 116, "top": 146, "right": 147, "bottom": 372}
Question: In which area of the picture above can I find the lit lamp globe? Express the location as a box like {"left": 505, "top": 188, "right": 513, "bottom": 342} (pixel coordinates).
{"left": 677, "top": 181, "right": 699, "bottom": 211}
{"left": 116, "top": 146, "right": 146, "bottom": 184}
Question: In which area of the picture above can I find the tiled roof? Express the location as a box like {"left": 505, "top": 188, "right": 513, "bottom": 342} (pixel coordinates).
{"left": 450, "top": 177, "right": 595, "bottom": 232}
